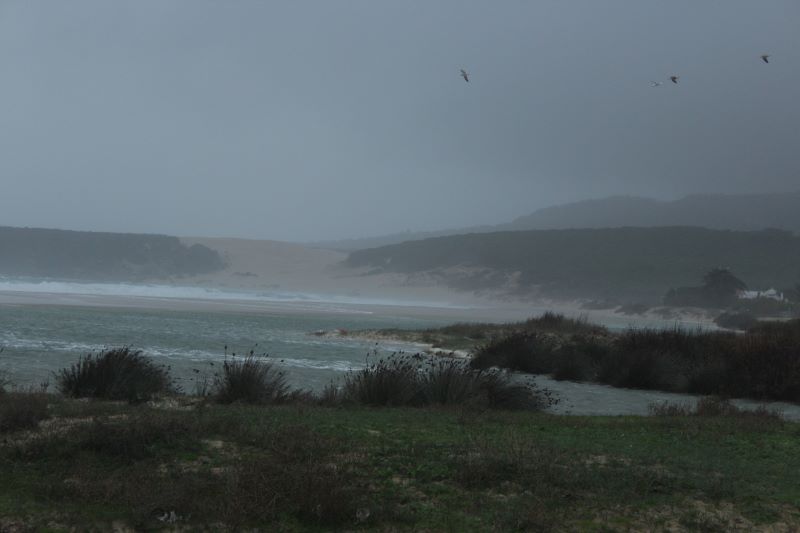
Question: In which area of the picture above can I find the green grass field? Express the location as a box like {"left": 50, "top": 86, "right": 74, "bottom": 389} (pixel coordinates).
{"left": 2, "top": 395, "right": 799, "bottom": 531}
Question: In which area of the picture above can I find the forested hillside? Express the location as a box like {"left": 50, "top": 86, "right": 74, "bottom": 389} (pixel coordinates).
{"left": 346, "top": 226, "right": 800, "bottom": 302}
{"left": 319, "top": 193, "right": 800, "bottom": 251}
{"left": 0, "top": 226, "right": 224, "bottom": 281}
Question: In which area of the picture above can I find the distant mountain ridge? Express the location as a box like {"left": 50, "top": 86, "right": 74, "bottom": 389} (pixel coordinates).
{"left": 345, "top": 226, "right": 800, "bottom": 303}
{"left": 509, "top": 193, "right": 800, "bottom": 231}
{"left": 315, "top": 192, "right": 800, "bottom": 250}
{"left": 0, "top": 226, "right": 224, "bottom": 281}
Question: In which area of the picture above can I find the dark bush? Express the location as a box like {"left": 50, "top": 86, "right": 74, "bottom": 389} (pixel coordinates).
{"left": 55, "top": 347, "right": 172, "bottom": 402}
{"left": 715, "top": 312, "right": 758, "bottom": 331}
{"left": 522, "top": 312, "right": 606, "bottom": 335}
{"left": 552, "top": 349, "right": 594, "bottom": 382}
{"left": 0, "top": 392, "right": 50, "bottom": 433}
{"left": 551, "top": 337, "right": 609, "bottom": 382}
{"left": 479, "top": 372, "right": 550, "bottom": 410}
{"left": 471, "top": 333, "right": 557, "bottom": 374}
{"left": 422, "top": 358, "right": 548, "bottom": 410}
{"left": 421, "top": 358, "right": 485, "bottom": 405}
{"left": 747, "top": 318, "right": 800, "bottom": 337}
{"left": 338, "top": 354, "right": 548, "bottom": 410}
{"left": 213, "top": 354, "right": 289, "bottom": 404}
{"left": 342, "top": 356, "right": 423, "bottom": 407}
{"left": 598, "top": 348, "right": 687, "bottom": 391}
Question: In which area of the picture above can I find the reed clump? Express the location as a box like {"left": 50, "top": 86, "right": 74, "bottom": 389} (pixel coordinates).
{"left": 338, "top": 354, "right": 550, "bottom": 410}
{"left": 212, "top": 353, "right": 289, "bottom": 405}
{"left": 55, "top": 347, "right": 173, "bottom": 403}
{"left": 472, "top": 320, "right": 800, "bottom": 402}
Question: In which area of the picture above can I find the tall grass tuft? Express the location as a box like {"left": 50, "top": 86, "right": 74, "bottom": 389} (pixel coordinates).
{"left": 338, "top": 354, "right": 549, "bottom": 410}
{"left": 55, "top": 347, "right": 173, "bottom": 403}
{"left": 342, "top": 356, "right": 422, "bottom": 406}
{"left": 213, "top": 354, "right": 289, "bottom": 404}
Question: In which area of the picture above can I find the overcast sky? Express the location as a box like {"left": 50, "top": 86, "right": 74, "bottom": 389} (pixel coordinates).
{"left": 1, "top": 1, "right": 798, "bottom": 241}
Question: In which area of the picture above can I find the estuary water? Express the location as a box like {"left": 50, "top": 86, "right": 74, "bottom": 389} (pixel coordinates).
{"left": 2, "top": 278, "right": 799, "bottom": 420}
{"left": 0, "top": 300, "right": 451, "bottom": 393}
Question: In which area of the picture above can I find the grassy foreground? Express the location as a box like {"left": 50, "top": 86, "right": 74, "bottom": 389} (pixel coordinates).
{"left": 2, "top": 396, "right": 800, "bottom": 531}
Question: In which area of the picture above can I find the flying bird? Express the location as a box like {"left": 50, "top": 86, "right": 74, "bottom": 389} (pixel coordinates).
{"left": 460, "top": 68, "right": 469, "bottom": 82}
{"left": 650, "top": 81, "right": 663, "bottom": 87}
{"left": 670, "top": 76, "right": 679, "bottom": 84}
{"left": 761, "top": 54, "right": 770, "bottom": 63}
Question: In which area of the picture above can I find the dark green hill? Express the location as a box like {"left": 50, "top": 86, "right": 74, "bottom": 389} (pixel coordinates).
{"left": 317, "top": 192, "right": 800, "bottom": 251}
{"left": 346, "top": 227, "right": 800, "bottom": 302}
{"left": 0, "top": 226, "right": 224, "bottom": 281}
{"left": 509, "top": 192, "right": 800, "bottom": 231}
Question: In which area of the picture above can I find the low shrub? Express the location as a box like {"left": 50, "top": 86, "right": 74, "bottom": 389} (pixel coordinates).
{"left": 423, "top": 358, "right": 548, "bottom": 410}
{"left": 55, "top": 347, "right": 173, "bottom": 402}
{"left": 552, "top": 349, "right": 593, "bottom": 381}
{"left": 0, "top": 392, "right": 50, "bottom": 433}
{"left": 649, "top": 397, "right": 782, "bottom": 421}
{"left": 479, "top": 372, "right": 551, "bottom": 410}
{"left": 747, "top": 318, "right": 800, "bottom": 337}
{"left": 342, "top": 356, "right": 423, "bottom": 407}
{"left": 422, "top": 358, "right": 485, "bottom": 405}
{"left": 551, "top": 337, "right": 609, "bottom": 382}
{"left": 598, "top": 348, "right": 686, "bottom": 391}
{"left": 471, "top": 333, "right": 556, "bottom": 374}
{"left": 522, "top": 312, "right": 607, "bottom": 336}
{"left": 213, "top": 354, "right": 289, "bottom": 404}
{"left": 714, "top": 312, "right": 758, "bottom": 331}
{"left": 338, "top": 354, "right": 548, "bottom": 410}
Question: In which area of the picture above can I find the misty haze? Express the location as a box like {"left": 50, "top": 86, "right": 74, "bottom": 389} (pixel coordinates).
{"left": 1, "top": 2, "right": 800, "bottom": 530}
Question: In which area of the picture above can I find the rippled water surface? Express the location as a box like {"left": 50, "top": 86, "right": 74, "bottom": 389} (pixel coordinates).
{"left": 3, "top": 297, "right": 799, "bottom": 421}
{"left": 0, "top": 303, "right": 446, "bottom": 392}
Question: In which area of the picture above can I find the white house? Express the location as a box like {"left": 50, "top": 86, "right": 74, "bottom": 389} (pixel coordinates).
{"left": 737, "top": 288, "right": 785, "bottom": 302}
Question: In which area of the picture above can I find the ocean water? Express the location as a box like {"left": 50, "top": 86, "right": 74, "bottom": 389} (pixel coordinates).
{"left": 0, "top": 299, "right": 449, "bottom": 392}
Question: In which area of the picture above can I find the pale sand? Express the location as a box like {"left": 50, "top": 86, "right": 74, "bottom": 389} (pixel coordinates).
{"left": 177, "top": 237, "right": 493, "bottom": 307}
{"left": 0, "top": 288, "right": 532, "bottom": 322}
{"left": 0, "top": 236, "right": 719, "bottom": 329}
{"left": 177, "top": 237, "right": 718, "bottom": 328}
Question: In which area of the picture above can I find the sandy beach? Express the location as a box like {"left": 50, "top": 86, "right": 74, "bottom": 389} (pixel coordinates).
{"left": 0, "top": 235, "right": 719, "bottom": 330}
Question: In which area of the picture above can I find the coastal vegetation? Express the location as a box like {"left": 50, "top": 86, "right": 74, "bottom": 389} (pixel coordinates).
{"left": 0, "top": 226, "right": 224, "bottom": 281}
{"left": 210, "top": 353, "right": 291, "bottom": 405}
{"left": 0, "top": 340, "right": 798, "bottom": 529}
{"left": 0, "top": 391, "right": 798, "bottom": 530}
{"left": 320, "top": 192, "right": 800, "bottom": 251}
{"left": 358, "top": 313, "right": 800, "bottom": 403}
{"left": 345, "top": 226, "right": 800, "bottom": 303}
{"left": 471, "top": 319, "right": 800, "bottom": 402}
{"left": 55, "top": 347, "right": 175, "bottom": 403}
{"left": 335, "top": 354, "right": 549, "bottom": 410}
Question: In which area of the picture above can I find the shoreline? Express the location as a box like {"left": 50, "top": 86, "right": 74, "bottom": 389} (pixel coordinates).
{"left": 0, "top": 284, "right": 720, "bottom": 330}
